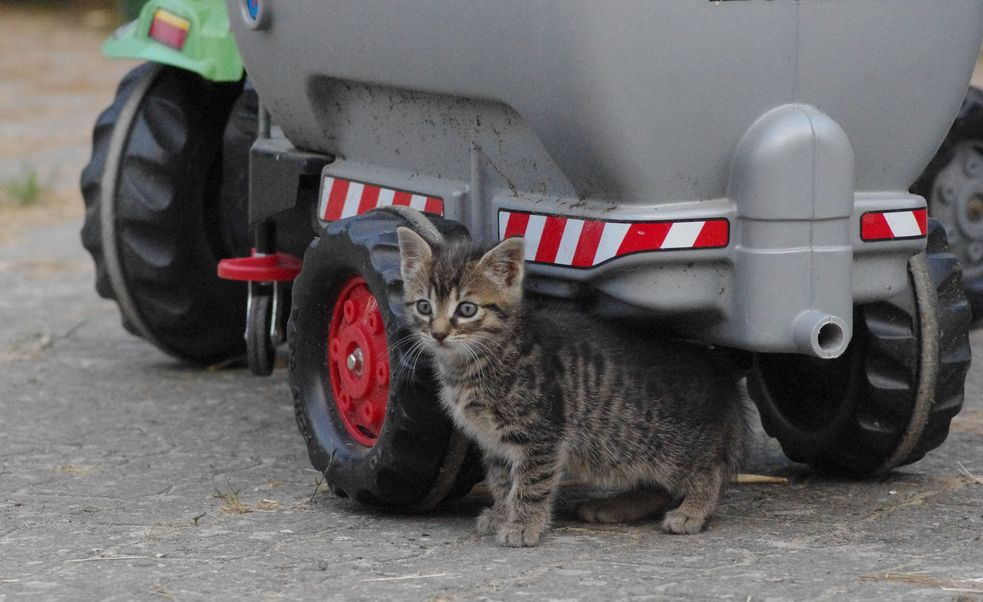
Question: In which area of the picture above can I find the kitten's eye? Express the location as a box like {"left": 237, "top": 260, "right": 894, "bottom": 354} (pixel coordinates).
{"left": 456, "top": 302, "right": 478, "bottom": 318}
{"left": 415, "top": 300, "right": 432, "bottom": 315}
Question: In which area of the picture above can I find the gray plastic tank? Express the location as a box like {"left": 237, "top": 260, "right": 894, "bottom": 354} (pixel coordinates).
{"left": 228, "top": 0, "right": 983, "bottom": 358}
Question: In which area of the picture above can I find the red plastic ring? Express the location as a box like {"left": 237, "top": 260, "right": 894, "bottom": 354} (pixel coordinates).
{"left": 327, "top": 276, "right": 389, "bottom": 446}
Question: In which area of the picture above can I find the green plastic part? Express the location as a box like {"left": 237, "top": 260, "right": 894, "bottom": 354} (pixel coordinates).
{"left": 103, "top": 0, "right": 244, "bottom": 83}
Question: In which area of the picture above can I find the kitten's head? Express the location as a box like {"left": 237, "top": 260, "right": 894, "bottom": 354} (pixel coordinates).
{"left": 397, "top": 227, "right": 524, "bottom": 358}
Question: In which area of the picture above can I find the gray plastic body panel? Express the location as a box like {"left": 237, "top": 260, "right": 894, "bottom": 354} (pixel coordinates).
{"left": 228, "top": 0, "right": 983, "bottom": 357}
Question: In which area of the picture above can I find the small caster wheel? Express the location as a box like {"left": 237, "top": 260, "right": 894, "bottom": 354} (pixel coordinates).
{"left": 218, "top": 252, "right": 300, "bottom": 376}
{"left": 247, "top": 290, "right": 275, "bottom": 376}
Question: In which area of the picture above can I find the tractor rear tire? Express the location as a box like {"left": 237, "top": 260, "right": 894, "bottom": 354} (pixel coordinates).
{"left": 80, "top": 64, "right": 254, "bottom": 364}
{"left": 748, "top": 220, "right": 972, "bottom": 475}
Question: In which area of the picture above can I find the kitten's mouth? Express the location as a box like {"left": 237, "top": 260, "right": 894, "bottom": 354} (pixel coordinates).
{"left": 429, "top": 336, "right": 460, "bottom": 351}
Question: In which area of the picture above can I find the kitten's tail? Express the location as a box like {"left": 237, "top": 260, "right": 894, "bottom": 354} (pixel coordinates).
{"left": 726, "top": 381, "right": 755, "bottom": 479}
{"left": 374, "top": 206, "right": 444, "bottom": 244}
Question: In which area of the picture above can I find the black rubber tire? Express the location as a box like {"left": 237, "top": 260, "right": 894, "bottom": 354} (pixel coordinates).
{"left": 80, "top": 64, "right": 254, "bottom": 364}
{"left": 247, "top": 293, "right": 275, "bottom": 376}
{"left": 912, "top": 86, "right": 983, "bottom": 320}
{"left": 289, "top": 212, "right": 482, "bottom": 508}
{"left": 748, "top": 220, "right": 972, "bottom": 476}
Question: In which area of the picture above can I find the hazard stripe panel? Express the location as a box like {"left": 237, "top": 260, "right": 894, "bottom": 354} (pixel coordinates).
{"left": 498, "top": 210, "right": 729, "bottom": 268}
{"left": 318, "top": 176, "right": 444, "bottom": 222}
{"left": 860, "top": 209, "right": 927, "bottom": 241}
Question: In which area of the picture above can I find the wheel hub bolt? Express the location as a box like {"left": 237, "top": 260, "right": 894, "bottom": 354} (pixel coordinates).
{"left": 966, "top": 193, "right": 983, "bottom": 224}
{"left": 969, "top": 241, "right": 983, "bottom": 264}
{"left": 346, "top": 347, "right": 364, "bottom": 374}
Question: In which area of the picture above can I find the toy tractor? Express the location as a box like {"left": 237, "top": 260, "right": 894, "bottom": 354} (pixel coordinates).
{"left": 82, "top": 0, "right": 983, "bottom": 509}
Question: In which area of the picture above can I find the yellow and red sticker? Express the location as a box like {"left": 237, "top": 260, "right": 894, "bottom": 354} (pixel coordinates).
{"left": 149, "top": 9, "right": 190, "bottom": 50}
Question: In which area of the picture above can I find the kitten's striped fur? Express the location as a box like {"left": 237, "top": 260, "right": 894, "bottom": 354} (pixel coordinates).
{"left": 398, "top": 227, "right": 747, "bottom": 547}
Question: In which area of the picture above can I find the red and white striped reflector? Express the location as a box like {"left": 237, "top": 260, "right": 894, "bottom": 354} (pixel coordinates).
{"left": 318, "top": 176, "right": 444, "bottom": 222}
{"left": 149, "top": 9, "right": 190, "bottom": 50}
{"left": 499, "top": 210, "right": 729, "bottom": 268}
{"left": 860, "top": 208, "right": 927, "bottom": 241}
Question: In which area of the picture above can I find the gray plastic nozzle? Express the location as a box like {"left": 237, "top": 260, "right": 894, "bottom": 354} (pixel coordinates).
{"left": 794, "top": 311, "right": 849, "bottom": 359}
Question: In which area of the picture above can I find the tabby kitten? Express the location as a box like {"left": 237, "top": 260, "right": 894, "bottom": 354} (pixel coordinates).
{"left": 397, "top": 227, "right": 747, "bottom": 547}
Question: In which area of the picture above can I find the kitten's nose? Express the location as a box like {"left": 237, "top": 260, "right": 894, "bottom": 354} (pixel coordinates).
{"left": 432, "top": 331, "right": 448, "bottom": 343}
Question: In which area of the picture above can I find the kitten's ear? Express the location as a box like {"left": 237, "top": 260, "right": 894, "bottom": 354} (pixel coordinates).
{"left": 397, "top": 227, "right": 432, "bottom": 281}
{"left": 479, "top": 237, "right": 525, "bottom": 289}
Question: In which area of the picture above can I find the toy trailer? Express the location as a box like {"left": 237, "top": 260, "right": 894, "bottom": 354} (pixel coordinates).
{"left": 83, "top": 0, "right": 983, "bottom": 509}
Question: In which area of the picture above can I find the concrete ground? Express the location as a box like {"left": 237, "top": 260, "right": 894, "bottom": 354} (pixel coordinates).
{"left": 5, "top": 226, "right": 983, "bottom": 602}
{"left": 1, "top": 4, "right": 983, "bottom": 601}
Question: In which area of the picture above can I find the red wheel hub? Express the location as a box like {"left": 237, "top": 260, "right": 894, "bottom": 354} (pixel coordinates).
{"left": 328, "top": 276, "right": 390, "bottom": 446}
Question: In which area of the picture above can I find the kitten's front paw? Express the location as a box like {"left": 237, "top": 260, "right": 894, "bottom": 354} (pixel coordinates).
{"left": 476, "top": 507, "right": 505, "bottom": 536}
{"left": 496, "top": 521, "right": 546, "bottom": 547}
{"left": 661, "top": 509, "right": 706, "bottom": 535}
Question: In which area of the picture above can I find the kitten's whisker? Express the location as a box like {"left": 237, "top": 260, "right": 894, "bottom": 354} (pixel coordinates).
{"left": 394, "top": 338, "right": 429, "bottom": 383}
{"left": 463, "top": 342, "right": 483, "bottom": 374}
{"left": 392, "top": 332, "right": 423, "bottom": 351}
{"left": 464, "top": 340, "right": 498, "bottom": 383}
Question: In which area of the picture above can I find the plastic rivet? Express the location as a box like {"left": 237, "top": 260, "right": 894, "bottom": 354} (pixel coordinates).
{"left": 338, "top": 393, "right": 352, "bottom": 411}
{"left": 366, "top": 312, "right": 381, "bottom": 334}
{"left": 329, "top": 338, "right": 342, "bottom": 360}
{"left": 343, "top": 299, "right": 357, "bottom": 323}
{"left": 376, "top": 362, "right": 389, "bottom": 386}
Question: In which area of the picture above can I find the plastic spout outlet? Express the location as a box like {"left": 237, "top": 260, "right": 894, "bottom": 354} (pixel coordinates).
{"left": 793, "top": 310, "right": 849, "bottom": 359}
{"left": 721, "top": 104, "right": 856, "bottom": 359}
